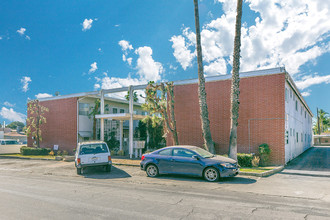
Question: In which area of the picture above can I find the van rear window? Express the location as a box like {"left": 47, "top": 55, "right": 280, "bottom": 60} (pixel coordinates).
{"left": 79, "top": 144, "right": 109, "bottom": 155}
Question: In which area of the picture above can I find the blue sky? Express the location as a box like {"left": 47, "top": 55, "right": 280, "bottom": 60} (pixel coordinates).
{"left": 0, "top": 0, "right": 330, "bottom": 125}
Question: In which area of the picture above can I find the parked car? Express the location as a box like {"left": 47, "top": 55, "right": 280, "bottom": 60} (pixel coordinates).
{"left": 75, "top": 141, "right": 112, "bottom": 175}
{"left": 0, "top": 139, "right": 19, "bottom": 145}
{"left": 140, "top": 145, "right": 239, "bottom": 182}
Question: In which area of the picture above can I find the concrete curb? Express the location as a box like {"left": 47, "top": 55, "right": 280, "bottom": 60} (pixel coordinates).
{"left": 112, "top": 163, "right": 139, "bottom": 167}
{"left": 239, "top": 166, "right": 284, "bottom": 177}
{"left": 0, "top": 155, "right": 56, "bottom": 161}
{"left": 280, "top": 170, "right": 330, "bottom": 178}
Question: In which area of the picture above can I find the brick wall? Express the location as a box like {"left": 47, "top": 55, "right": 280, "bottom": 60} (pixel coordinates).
{"left": 27, "top": 97, "right": 77, "bottom": 153}
{"left": 168, "top": 73, "right": 286, "bottom": 165}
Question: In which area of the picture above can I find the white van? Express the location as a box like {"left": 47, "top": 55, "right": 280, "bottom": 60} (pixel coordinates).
{"left": 75, "top": 141, "right": 112, "bottom": 175}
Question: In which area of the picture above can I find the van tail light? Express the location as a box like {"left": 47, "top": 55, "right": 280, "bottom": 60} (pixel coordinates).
{"left": 108, "top": 156, "right": 111, "bottom": 161}
{"left": 141, "top": 155, "right": 145, "bottom": 161}
{"left": 77, "top": 158, "right": 81, "bottom": 164}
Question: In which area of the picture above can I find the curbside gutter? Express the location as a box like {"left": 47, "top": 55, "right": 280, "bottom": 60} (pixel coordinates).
{"left": 239, "top": 166, "right": 284, "bottom": 177}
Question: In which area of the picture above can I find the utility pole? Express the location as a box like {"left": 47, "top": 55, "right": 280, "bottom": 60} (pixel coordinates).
{"left": 317, "top": 107, "right": 321, "bottom": 135}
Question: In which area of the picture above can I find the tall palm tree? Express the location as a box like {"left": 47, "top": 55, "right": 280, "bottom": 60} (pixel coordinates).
{"left": 228, "top": 0, "right": 243, "bottom": 160}
{"left": 193, "top": 0, "right": 215, "bottom": 154}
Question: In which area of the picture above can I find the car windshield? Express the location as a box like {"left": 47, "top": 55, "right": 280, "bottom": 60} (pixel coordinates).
{"left": 79, "top": 144, "right": 109, "bottom": 155}
{"left": 191, "top": 147, "right": 214, "bottom": 158}
{"left": 4, "top": 140, "right": 19, "bottom": 145}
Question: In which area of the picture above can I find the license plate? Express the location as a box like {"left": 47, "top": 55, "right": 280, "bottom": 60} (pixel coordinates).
{"left": 91, "top": 157, "right": 98, "bottom": 162}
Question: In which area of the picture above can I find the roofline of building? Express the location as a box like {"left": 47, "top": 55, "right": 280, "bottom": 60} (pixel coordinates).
{"left": 284, "top": 71, "right": 314, "bottom": 117}
{"left": 35, "top": 67, "right": 312, "bottom": 116}
{"left": 37, "top": 67, "right": 285, "bottom": 102}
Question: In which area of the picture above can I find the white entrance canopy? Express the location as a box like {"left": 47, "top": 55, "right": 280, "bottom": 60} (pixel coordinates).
{"left": 98, "top": 85, "right": 148, "bottom": 158}
{"left": 95, "top": 113, "right": 146, "bottom": 121}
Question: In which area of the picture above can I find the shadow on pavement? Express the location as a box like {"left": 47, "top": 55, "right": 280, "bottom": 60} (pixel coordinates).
{"left": 285, "top": 146, "right": 330, "bottom": 171}
{"left": 81, "top": 165, "right": 131, "bottom": 179}
{"left": 154, "top": 174, "right": 256, "bottom": 184}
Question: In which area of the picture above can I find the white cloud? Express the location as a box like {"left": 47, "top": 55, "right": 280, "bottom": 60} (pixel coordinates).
{"left": 94, "top": 84, "right": 100, "bottom": 90}
{"left": 82, "top": 19, "right": 93, "bottom": 31}
{"left": 17, "top": 27, "right": 26, "bottom": 35}
{"left": 301, "top": 91, "right": 311, "bottom": 97}
{"left": 35, "top": 93, "right": 53, "bottom": 99}
{"left": 0, "top": 36, "right": 3, "bottom": 40}
{"left": 17, "top": 27, "right": 30, "bottom": 40}
{"left": 170, "top": 0, "right": 330, "bottom": 76}
{"left": 20, "top": 76, "right": 31, "bottom": 92}
{"left": 4, "top": 101, "right": 15, "bottom": 107}
{"left": 170, "top": 34, "right": 195, "bottom": 70}
{"left": 126, "top": 57, "right": 133, "bottom": 66}
{"left": 97, "top": 75, "right": 147, "bottom": 101}
{"left": 89, "top": 62, "right": 98, "bottom": 73}
{"left": 296, "top": 74, "right": 330, "bottom": 90}
{"left": 119, "top": 40, "right": 133, "bottom": 52}
{"left": 0, "top": 107, "right": 26, "bottom": 123}
{"left": 135, "top": 46, "right": 163, "bottom": 82}
{"left": 98, "top": 48, "right": 102, "bottom": 52}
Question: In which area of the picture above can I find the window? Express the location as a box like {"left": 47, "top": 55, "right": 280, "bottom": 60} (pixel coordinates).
{"left": 285, "top": 130, "right": 289, "bottom": 144}
{"left": 285, "top": 88, "right": 288, "bottom": 102}
{"left": 290, "top": 89, "right": 292, "bottom": 98}
{"left": 158, "top": 149, "right": 172, "bottom": 156}
{"left": 112, "top": 108, "right": 118, "bottom": 114}
{"left": 301, "top": 133, "right": 303, "bottom": 142}
{"left": 120, "top": 109, "right": 125, "bottom": 113}
{"left": 79, "top": 103, "right": 90, "bottom": 116}
{"left": 295, "top": 101, "right": 298, "bottom": 111}
{"left": 79, "top": 144, "right": 109, "bottom": 155}
{"left": 290, "top": 128, "right": 292, "bottom": 136}
{"left": 296, "top": 132, "right": 299, "bottom": 143}
{"left": 173, "top": 149, "right": 195, "bottom": 158}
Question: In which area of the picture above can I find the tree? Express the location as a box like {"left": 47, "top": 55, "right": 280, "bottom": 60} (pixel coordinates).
{"left": 6, "top": 121, "right": 25, "bottom": 130}
{"left": 315, "top": 108, "right": 330, "bottom": 134}
{"left": 193, "top": 0, "right": 215, "bottom": 154}
{"left": 88, "top": 99, "right": 100, "bottom": 140}
{"left": 143, "top": 81, "right": 179, "bottom": 145}
{"left": 228, "top": 0, "right": 243, "bottom": 161}
{"left": 26, "top": 100, "right": 49, "bottom": 148}
{"left": 125, "top": 91, "right": 138, "bottom": 102}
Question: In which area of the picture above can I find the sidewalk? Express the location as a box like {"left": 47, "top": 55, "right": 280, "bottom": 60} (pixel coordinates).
{"left": 280, "top": 169, "right": 330, "bottom": 178}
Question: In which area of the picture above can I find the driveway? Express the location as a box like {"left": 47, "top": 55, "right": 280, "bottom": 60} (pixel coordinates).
{"left": 282, "top": 146, "right": 330, "bottom": 177}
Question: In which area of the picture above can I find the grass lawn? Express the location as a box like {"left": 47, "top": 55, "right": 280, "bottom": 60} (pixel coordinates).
{"left": 0, "top": 154, "right": 56, "bottom": 160}
{"left": 240, "top": 167, "right": 277, "bottom": 173}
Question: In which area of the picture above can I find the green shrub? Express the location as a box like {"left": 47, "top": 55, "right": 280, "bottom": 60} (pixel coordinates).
{"left": 237, "top": 153, "right": 253, "bottom": 167}
{"left": 117, "top": 150, "right": 124, "bottom": 156}
{"left": 258, "top": 143, "right": 271, "bottom": 166}
{"left": 20, "top": 147, "right": 51, "bottom": 155}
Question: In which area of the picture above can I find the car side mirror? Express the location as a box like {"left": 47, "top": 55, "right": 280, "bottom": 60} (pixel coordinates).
{"left": 192, "top": 155, "right": 199, "bottom": 160}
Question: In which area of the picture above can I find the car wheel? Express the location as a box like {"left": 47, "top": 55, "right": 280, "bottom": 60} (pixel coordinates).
{"left": 146, "top": 164, "right": 159, "bottom": 177}
{"left": 77, "top": 168, "right": 82, "bottom": 175}
{"left": 203, "top": 167, "right": 219, "bottom": 182}
{"left": 106, "top": 165, "right": 111, "bottom": 173}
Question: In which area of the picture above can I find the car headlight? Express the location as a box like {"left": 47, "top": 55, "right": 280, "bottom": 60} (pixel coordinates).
{"left": 220, "top": 162, "right": 235, "bottom": 168}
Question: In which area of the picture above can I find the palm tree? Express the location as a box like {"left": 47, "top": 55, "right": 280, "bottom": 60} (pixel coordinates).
{"left": 228, "top": 0, "right": 243, "bottom": 161}
{"left": 193, "top": 0, "right": 215, "bottom": 154}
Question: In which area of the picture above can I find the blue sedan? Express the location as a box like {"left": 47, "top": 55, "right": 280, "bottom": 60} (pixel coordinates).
{"left": 140, "top": 145, "right": 239, "bottom": 182}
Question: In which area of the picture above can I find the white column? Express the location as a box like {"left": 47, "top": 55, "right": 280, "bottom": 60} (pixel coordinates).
{"left": 119, "top": 120, "right": 123, "bottom": 151}
{"left": 129, "top": 86, "right": 134, "bottom": 158}
{"left": 100, "top": 90, "right": 105, "bottom": 141}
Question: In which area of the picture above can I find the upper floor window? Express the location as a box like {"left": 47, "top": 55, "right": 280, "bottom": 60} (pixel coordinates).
{"left": 290, "top": 89, "right": 292, "bottom": 98}
{"left": 112, "top": 108, "right": 118, "bottom": 114}
{"left": 295, "top": 101, "right": 298, "bottom": 111}
{"left": 120, "top": 109, "right": 125, "bottom": 113}
{"left": 285, "top": 88, "right": 288, "bottom": 102}
{"left": 296, "top": 132, "right": 299, "bottom": 143}
{"left": 79, "top": 103, "right": 90, "bottom": 116}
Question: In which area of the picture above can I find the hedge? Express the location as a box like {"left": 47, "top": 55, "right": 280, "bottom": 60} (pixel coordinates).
{"left": 237, "top": 153, "right": 253, "bottom": 167}
{"left": 20, "top": 146, "right": 51, "bottom": 155}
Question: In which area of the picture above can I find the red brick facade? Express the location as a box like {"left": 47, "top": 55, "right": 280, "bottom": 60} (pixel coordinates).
{"left": 168, "top": 73, "right": 286, "bottom": 165}
{"left": 27, "top": 97, "right": 77, "bottom": 153}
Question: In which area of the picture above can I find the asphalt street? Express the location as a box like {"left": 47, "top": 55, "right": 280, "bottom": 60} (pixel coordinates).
{"left": 0, "top": 158, "right": 329, "bottom": 219}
